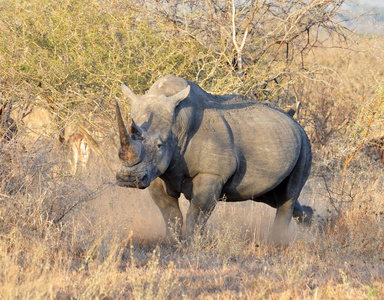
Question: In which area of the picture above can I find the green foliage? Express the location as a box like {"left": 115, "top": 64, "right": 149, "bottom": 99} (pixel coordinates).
{"left": 0, "top": 0, "right": 214, "bottom": 110}
{"left": 0, "top": 0, "right": 296, "bottom": 116}
{"left": 366, "top": 285, "right": 380, "bottom": 300}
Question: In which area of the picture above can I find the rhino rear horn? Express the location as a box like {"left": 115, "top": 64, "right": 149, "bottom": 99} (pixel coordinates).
{"left": 115, "top": 101, "right": 142, "bottom": 165}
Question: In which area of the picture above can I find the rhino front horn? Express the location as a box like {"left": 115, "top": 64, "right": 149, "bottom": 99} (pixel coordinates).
{"left": 115, "top": 101, "right": 142, "bottom": 166}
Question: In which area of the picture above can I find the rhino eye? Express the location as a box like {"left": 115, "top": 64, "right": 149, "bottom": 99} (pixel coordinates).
{"left": 156, "top": 141, "right": 162, "bottom": 149}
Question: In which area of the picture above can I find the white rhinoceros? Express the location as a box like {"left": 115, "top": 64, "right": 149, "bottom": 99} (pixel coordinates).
{"left": 116, "top": 75, "right": 313, "bottom": 241}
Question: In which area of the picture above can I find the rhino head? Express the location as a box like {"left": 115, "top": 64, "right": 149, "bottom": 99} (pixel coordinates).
{"left": 116, "top": 81, "right": 190, "bottom": 189}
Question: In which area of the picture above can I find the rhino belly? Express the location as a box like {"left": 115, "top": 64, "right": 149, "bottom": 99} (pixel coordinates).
{"left": 222, "top": 169, "right": 289, "bottom": 201}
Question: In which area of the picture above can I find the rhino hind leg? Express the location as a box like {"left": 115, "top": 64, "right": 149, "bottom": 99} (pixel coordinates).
{"left": 272, "top": 197, "right": 297, "bottom": 236}
{"left": 270, "top": 146, "right": 312, "bottom": 241}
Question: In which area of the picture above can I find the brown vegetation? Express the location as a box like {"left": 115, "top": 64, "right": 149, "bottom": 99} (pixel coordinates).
{"left": 1, "top": 0, "right": 384, "bottom": 298}
{"left": 365, "top": 135, "right": 384, "bottom": 166}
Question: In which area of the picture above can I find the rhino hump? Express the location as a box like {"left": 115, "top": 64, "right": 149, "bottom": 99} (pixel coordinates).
{"left": 148, "top": 75, "right": 188, "bottom": 97}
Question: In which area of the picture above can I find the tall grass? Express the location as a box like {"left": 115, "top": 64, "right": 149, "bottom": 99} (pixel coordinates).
{"left": 1, "top": 134, "right": 383, "bottom": 299}
{"left": 0, "top": 0, "right": 384, "bottom": 298}
{"left": 1, "top": 145, "right": 384, "bottom": 298}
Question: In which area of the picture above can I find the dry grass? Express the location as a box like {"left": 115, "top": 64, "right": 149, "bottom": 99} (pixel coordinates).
{"left": 1, "top": 0, "right": 384, "bottom": 298}
{"left": 1, "top": 131, "right": 384, "bottom": 299}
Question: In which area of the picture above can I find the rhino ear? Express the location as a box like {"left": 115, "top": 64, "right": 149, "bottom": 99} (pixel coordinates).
{"left": 129, "top": 119, "right": 146, "bottom": 140}
{"left": 121, "top": 83, "right": 139, "bottom": 105}
{"left": 166, "top": 85, "right": 190, "bottom": 111}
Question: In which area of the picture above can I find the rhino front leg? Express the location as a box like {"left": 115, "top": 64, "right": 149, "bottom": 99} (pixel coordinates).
{"left": 148, "top": 178, "right": 183, "bottom": 241}
{"left": 186, "top": 173, "right": 223, "bottom": 238}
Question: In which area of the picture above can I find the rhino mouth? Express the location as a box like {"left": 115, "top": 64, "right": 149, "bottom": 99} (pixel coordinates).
{"left": 115, "top": 174, "right": 150, "bottom": 189}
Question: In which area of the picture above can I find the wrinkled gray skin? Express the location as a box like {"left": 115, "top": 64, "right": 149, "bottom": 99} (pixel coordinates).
{"left": 116, "top": 75, "right": 313, "bottom": 241}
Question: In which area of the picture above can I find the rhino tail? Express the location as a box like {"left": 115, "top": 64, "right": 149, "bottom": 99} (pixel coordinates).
{"left": 286, "top": 101, "right": 301, "bottom": 118}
